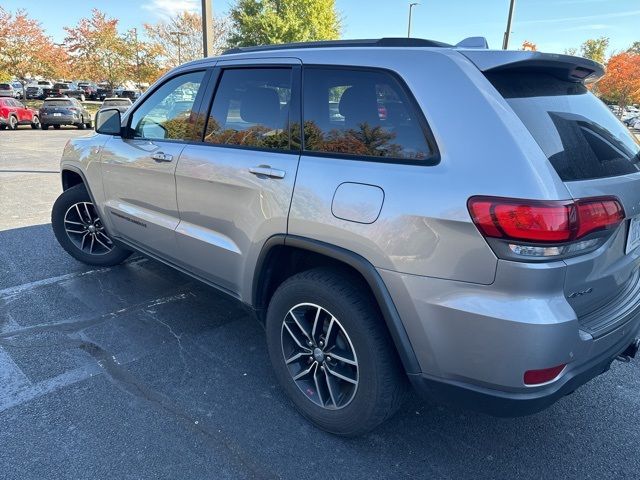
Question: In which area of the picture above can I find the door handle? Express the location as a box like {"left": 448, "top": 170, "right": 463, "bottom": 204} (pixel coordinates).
{"left": 151, "top": 152, "right": 173, "bottom": 162}
{"left": 249, "top": 166, "right": 286, "bottom": 179}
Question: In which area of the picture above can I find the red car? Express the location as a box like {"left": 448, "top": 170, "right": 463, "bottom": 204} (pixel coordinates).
{"left": 0, "top": 98, "right": 40, "bottom": 130}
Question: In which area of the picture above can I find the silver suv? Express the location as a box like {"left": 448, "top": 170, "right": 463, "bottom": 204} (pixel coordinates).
{"left": 51, "top": 38, "right": 640, "bottom": 436}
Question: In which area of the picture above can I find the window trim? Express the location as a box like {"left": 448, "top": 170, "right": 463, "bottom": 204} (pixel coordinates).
{"left": 123, "top": 68, "right": 212, "bottom": 144}
{"left": 301, "top": 64, "right": 440, "bottom": 166}
{"left": 197, "top": 64, "right": 302, "bottom": 154}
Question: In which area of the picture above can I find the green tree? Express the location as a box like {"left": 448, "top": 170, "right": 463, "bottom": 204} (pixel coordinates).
{"left": 227, "top": 0, "right": 340, "bottom": 47}
{"left": 628, "top": 41, "right": 640, "bottom": 55}
{"left": 580, "top": 37, "right": 609, "bottom": 64}
{"left": 564, "top": 47, "right": 578, "bottom": 56}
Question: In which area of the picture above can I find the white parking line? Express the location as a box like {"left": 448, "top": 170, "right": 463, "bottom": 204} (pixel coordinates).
{"left": 0, "top": 257, "right": 147, "bottom": 300}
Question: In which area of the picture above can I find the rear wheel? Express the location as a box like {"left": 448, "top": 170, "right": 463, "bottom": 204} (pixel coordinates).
{"left": 41, "top": 124, "right": 49, "bottom": 130}
{"left": 8, "top": 115, "right": 17, "bottom": 130}
{"left": 266, "top": 268, "right": 407, "bottom": 436}
{"left": 31, "top": 116, "right": 40, "bottom": 129}
{"left": 77, "top": 117, "right": 86, "bottom": 130}
{"left": 51, "top": 184, "right": 132, "bottom": 266}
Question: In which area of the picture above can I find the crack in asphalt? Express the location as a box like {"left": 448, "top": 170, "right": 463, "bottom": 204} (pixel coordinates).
{"left": 77, "top": 340, "right": 276, "bottom": 480}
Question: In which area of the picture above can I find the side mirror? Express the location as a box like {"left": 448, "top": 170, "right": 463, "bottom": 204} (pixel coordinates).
{"left": 95, "top": 108, "right": 122, "bottom": 136}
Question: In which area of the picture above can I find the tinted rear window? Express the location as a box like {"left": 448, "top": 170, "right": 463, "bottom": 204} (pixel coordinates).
{"left": 0, "top": 84, "right": 10, "bottom": 89}
{"left": 44, "top": 100, "right": 73, "bottom": 107}
{"left": 488, "top": 72, "right": 640, "bottom": 181}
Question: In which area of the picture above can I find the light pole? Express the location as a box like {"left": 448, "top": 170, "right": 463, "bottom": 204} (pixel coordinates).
{"left": 170, "top": 31, "right": 186, "bottom": 65}
{"left": 201, "top": 0, "right": 214, "bottom": 57}
{"left": 502, "top": 0, "right": 516, "bottom": 50}
{"left": 407, "top": 3, "right": 419, "bottom": 38}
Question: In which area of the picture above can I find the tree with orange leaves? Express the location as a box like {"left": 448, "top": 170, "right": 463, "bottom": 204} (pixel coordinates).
{"left": 521, "top": 40, "right": 537, "bottom": 51}
{"left": 598, "top": 52, "right": 640, "bottom": 115}
{"left": 0, "top": 7, "right": 68, "bottom": 81}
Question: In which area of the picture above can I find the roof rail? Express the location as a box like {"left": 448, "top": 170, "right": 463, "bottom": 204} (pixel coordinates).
{"left": 222, "top": 37, "right": 451, "bottom": 55}
{"left": 456, "top": 37, "right": 489, "bottom": 49}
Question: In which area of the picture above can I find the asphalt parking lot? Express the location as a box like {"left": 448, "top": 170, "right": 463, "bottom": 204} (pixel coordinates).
{"left": 1, "top": 128, "right": 640, "bottom": 479}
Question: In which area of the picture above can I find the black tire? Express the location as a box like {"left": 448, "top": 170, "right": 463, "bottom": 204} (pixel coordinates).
{"left": 266, "top": 267, "right": 407, "bottom": 436}
{"left": 8, "top": 115, "right": 18, "bottom": 130}
{"left": 77, "top": 118, "right": 86, "bottom": 130}
{"left": 41, "top": 124, "right": 49, "bottom": 130}
{"left": 53, "top": 124, "right": 61, "bottom": 130}
{"left": 31, "top": 116, "right": 40, "bottom": 129}
{"left": 0, "top": 125, "right": 6, "bottom": 130}
{"left": 51, "top": 184, "right": 132, "bottom": 267}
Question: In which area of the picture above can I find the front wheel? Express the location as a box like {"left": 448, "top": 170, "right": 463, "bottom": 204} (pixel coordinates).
{"left": 51, "top": 184, "right": 132, "bottom": 266}
{"left": 266, "top": 268, "right": 407, "bottom": 436}
{"left": 77, "top": 117, "right": 86, "bottom": 130}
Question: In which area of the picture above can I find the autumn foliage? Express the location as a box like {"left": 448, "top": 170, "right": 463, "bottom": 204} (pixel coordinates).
{"left": 599, "top": 52, "right": 640, "bottom": 110}
{"left": 0, "top": 8, "right": 69, "bottom": 81}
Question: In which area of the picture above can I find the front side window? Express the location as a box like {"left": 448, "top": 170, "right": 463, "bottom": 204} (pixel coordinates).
{"left": 302, "top": 68, "right": 433, "bottom": 161}
{"left": 204, "top": 68, "right": 292, "bottom": 150}
{"left": 130, "top": 70, "right": 205, "bottom": 141}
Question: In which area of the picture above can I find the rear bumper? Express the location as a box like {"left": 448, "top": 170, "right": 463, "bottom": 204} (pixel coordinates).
{"left": 409, "top": 322, "right": 639, "bottom": 416}
{"left": 40, "top": 114, "right": 79, "bottom": 125}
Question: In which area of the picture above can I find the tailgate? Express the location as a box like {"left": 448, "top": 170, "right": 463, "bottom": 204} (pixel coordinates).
{"left": 473, "top": 51, "right": 640, "bottom": 336}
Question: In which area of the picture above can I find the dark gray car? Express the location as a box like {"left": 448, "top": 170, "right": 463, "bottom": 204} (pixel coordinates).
{"left": 39, "top": 97, "right": 92, "bottom": 130}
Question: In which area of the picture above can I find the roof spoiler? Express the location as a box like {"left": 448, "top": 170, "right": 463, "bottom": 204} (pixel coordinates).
{"left": 455, "top": 37, "right": 489, "bottom": 49}
{"left": 460, "top": 50, "right": 605, "bottom": 83}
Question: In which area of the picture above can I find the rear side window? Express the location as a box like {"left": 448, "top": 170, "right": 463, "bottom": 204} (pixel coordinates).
{"left": 302, "top": 67, "right": 433, "bottom": 161}
{"left": 488, "top": 72, "right": 640, "bottom": 181}
{"left": 204, "top": 68, "right": 293, "bottom": 150}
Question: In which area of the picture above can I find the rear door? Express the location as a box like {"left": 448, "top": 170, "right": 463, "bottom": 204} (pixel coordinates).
{"left": 488, "top": 70, "right": 640, "bottom": 336}
{"left": 173, "top": 59, "right": 301, "bottom": 296}
{"left": 100, "top": 69, "right": 210, "bottom": 260}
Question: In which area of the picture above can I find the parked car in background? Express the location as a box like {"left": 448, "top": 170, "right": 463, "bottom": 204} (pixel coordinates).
{"left": 11, "top": 81, "right": 24, "bottom": 99}
{"left": 98, "top": 97, "right": 132, "bottom": 115}
{"left": 118, "top": 89, "right": 140, "bottom": 101}
{"left": 26, "top": 80, "right": 53, "bottom": 100}
{"left": 51, "top": 83, "right": 87, "bottom": 102}
{"left": 39, "top": 97, "right": 92, "bottom": 130}
{"left": 0, "top": 97, "right": 40, "bottom": 129}
{"left": 52, "top": 39, "right": 640, "bottom": 435}
{"left": 97, "top": 84, "right": 114, "bottom": 101}
{"left": 0, "top": 83, "right": 17, "bottom": 98}
{"left": 77, "top": 82, "right": 98, "bottom": 100}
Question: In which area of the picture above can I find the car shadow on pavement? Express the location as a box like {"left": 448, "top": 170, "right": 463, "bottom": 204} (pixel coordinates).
{"left": 1, "top": 223, "right": 639, "bottom": 479}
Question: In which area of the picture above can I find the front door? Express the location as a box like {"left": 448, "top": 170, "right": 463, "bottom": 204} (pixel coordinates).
{"left": 174, "top": 62, "right": 301, "bottom": 297}
{"left": 100, "top": 69, "right": 209, "bottom": 260}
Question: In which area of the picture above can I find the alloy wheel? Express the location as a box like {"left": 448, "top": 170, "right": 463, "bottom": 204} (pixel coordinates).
{"left": 281, "top": 303, "right": 359, "bottom": 410}
{"left": 63, "top": 202, "right": 114, "bottom": 255}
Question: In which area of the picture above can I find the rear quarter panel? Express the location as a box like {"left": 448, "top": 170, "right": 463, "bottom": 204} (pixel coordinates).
{"left": 288, "top": 48, "right": 571, "bottom": 284}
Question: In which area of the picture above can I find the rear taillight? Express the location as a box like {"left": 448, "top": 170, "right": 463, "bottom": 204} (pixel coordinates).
{"left": 468, "top": 196, "right": 624, "bottom": 259}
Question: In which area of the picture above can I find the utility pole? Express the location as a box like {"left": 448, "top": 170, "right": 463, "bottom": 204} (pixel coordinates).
{"left": 132, "top": 28, "right": 140, "bottom": 89}
{"left": 202, "top": 0, "right": 214, "bottom": 57}
{"left": 407, "top": 3, "right": 419, "bottom": 38}
{"left": 502, "top": 0, "right": 516, "bottom": 50}
{"left": 170, "top": 31, "right": 186, "bottom": 65}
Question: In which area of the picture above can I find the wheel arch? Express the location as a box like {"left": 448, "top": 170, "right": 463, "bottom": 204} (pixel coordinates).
{"left": 253, "top": 235, "right": 421, "bottom": 374}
